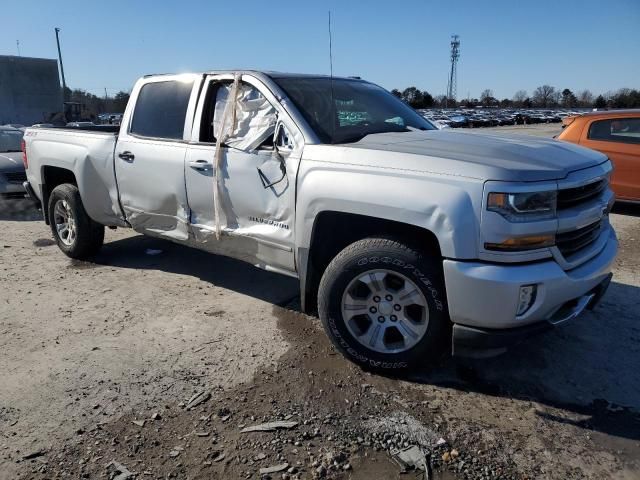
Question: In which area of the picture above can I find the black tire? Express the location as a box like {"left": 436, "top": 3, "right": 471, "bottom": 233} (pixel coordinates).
{"left": 48, "top": 183, "right": 104, "bottom": 259}
{"left": 318, "top": 237, "right": 449, "bottom": 372}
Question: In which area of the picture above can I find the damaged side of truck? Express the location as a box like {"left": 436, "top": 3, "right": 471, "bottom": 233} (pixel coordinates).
{"left": 23, "top": 70, "right": 617, "bottom": 372}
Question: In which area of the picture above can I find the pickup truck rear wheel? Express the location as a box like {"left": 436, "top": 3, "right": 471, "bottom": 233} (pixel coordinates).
{"left": 48, "top": 184, "right": 104, "bottom": 259}
{"left": 318, "top": 238, "right": 449, "bottom": 372}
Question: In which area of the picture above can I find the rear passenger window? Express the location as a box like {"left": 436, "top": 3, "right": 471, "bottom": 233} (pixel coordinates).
{"left": 588, "top": 118, "right": 640, "bottom": 144}
{"left": 130, "top": 80, "right": 193, "bottom": 140}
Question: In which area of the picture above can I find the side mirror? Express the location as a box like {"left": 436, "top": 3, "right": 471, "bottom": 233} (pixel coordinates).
{"left": 274, "top": 121, "right": 294, "bottom": 151}
{"left": 258, "top": 121, "right": 290, "bottom": 189}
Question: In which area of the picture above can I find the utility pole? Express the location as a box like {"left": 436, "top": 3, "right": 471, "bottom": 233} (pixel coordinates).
{"left": 54, "top": 28, "right": 68, "bottom": 101}
{"left": 16, "top": 40, "right": 20, "bottom": 56}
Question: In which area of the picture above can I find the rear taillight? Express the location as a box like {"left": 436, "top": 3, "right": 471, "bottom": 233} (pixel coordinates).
{"left": 21, "top": 139, "right": 28, "bottom": 169}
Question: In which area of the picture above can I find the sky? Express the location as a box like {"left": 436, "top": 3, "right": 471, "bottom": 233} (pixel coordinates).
{"left": 1, "top": 0, "right": 639, "bottom": 100}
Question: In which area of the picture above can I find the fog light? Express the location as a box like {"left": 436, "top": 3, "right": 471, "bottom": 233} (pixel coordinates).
{"left": 517, "top": 285, "right": 537, "bottom": 316}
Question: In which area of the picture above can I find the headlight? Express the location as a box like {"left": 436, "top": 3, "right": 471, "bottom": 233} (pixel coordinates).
{"left": 487, "top": 190, "right": 557, "bottom": 222}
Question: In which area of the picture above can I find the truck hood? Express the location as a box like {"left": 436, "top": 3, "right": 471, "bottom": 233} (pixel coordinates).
{"left": 0, "top": 152, "right": 24, "bottom": 173}
{"left": 338, "top": 130, "right": 608, "bottom": 182}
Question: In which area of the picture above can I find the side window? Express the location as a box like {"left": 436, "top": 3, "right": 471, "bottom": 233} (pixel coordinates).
{"left": 130, "top": 80, "right": 194, "bottom": 140}
{"left": 588, "top": 118, "right": 640, "bottom": 144}
{"left": 200, "top": 81, "right": 277, "bottom": 151}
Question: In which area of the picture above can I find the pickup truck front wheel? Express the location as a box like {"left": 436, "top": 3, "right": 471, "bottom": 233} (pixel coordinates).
{"left": 48, "top": 184, "right": 104, "bottom": 259}
{"left": 318, "top": 238, "right": 449, "bottom": 372}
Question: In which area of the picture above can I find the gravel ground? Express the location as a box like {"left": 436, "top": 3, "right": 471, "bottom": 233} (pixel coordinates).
{"left": 1, "top": 125, "right": 638, "bottom": 479}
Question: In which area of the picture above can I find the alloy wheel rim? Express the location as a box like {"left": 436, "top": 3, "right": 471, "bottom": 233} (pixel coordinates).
{"left": 53, "top": 199, "right": 76, "bottom": 246}
{"left": 341, "top": 269, "right": 429, "bottom": 354}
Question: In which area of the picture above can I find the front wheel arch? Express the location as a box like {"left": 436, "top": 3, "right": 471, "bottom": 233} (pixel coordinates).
{"left": 300, "top": 211, "right": 442, "bottom": 314}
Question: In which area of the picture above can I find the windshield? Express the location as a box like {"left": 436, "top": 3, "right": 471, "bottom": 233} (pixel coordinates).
{"left": 273, "top": 77, "right": 436, "bottom": 144}
{"left": 0, "top": 129, "right": 23, "bottom": 152}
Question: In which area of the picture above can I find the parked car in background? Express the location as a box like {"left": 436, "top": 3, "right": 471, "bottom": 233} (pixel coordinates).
{"left": 66, "top": 121, "right": 96, "bottom": 127}
{"left": 31, "top": 123, "right": 54, "bottom": 128}
{"left": 558, "top": 110, "right": 640, "bottom": 202}
{"left": 0, "top": 126, "right": 27, "bottom": 200}
{"left": 3, "top": 123, "right": 26, "bottom": 132}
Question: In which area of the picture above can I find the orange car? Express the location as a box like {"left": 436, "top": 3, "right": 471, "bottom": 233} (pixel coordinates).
{"left": 557, "top": 109, "right": 640, "bottom": 202}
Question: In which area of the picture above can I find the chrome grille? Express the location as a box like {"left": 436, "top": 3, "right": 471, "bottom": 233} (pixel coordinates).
{"left": 556, "top": 220, "right": 602, "bottom": 257}
{"left": 3, "top": 171, "right": 27, "bottom": 184}
{"left": 557, "top": 179, "right": 606, "bottom": 209}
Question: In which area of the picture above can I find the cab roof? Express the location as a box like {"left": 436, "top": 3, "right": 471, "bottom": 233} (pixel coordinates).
{"left": 143, "top": 70, "right": 365, "bottom": 82}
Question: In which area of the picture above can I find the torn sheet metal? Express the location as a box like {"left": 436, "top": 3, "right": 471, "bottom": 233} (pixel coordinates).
{"left": 240, "top": 420, "right": 298, "bottom": 433}
{"left": 391, "top": 445, "right": 429, "bottom": 474}
{"left": 125, "top": 202, "right": 190, "bottom": 241}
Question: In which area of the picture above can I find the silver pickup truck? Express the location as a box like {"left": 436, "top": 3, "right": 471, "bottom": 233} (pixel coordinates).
{"left": 22, "top": 71, "right": 617, "bottom": 370}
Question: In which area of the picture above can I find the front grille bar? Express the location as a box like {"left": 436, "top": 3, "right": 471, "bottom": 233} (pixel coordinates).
{"left": 557, "top": 179, "right": 606, "bottom": 209}
{"left": 556, "top": 220, "right": 602, "bottom": 256}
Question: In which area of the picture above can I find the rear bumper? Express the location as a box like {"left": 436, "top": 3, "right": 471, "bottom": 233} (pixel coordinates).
{"left": 452, "top": 273, "right": 612, "bottom": 358}
{"left": 22, "top": 181, "right": 41, "bottom": 208}
{"left": 0, "top": 175, "right": 27, "bottom": 197}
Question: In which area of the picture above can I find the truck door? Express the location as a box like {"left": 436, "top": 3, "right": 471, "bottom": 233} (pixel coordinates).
{"left": 115, "top": 75, "right": 200, "bottom": 240}
{"left": 184, "top": 74, "right": 303, "bottom": 274}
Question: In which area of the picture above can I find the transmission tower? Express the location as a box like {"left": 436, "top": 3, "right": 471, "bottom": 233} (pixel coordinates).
{"left": 446, "top": 35, "right": 460, "bottom": 106}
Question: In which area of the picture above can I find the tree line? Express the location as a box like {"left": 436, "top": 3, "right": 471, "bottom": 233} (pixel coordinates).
{"left": 391, "top": 86, "right": 640, "bottom": 110}
{"left": 63, "top": 87, "right": 130, "bottom": 119}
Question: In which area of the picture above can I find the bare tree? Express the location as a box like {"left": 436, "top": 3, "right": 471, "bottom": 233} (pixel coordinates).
{"left": 434, "top": 95, "right": 447, "bottom": 108}
{"left": 513, "top": 90, "right": 527, "bottom": 106}
{"left": 480, "top": 89, "right": 497, "bottom": 107}
{"left": 577, "top": 89, "right": 594, "bottom": 107}
{"left": 533, "top": 85, "right": 557, "bottom": 107}
{"left": 480, "top": 89, "right": 493, "bottom": 101}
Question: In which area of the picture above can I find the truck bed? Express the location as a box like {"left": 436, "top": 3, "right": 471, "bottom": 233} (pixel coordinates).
{"left": 42, "top": 125, "right": 120, "bottom": 134}
{"left": 23, "top": 126, "right": 126, "bottom": 227}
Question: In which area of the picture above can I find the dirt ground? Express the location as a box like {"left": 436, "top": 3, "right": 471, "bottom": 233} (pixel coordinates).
{"left": 1, "top": 125, "right": 639, "bottom": 479}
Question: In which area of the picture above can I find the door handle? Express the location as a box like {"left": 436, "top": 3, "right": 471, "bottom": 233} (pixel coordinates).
{"left": 189, "top": 160, "right": 213, "bottom": 171}
{"left": 118, "top": 151, "right": 135, "bottom": 162}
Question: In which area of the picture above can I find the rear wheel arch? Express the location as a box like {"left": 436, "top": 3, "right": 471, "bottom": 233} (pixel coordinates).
{"left": 41, "top": 166, "right": 78, "bottom": 225}
{"left": 47, "top": 183, "right": 104, "bottom": 259}
{"left": 300, "top": 211, "right": 443, "bottom": 314}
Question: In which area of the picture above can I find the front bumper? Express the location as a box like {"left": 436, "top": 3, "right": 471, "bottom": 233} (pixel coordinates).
{"left": 444, "top": 226, "right": 617, "bottom": 356}
{"left": 451, "top": 274, "right": 612, "bottom": 357}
